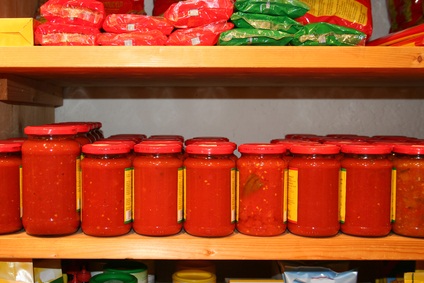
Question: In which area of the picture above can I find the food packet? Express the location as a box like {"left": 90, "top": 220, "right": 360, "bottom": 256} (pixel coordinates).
{"left": 231, "top": 11, "right": 303, "bottom": 33}
{"left": 96, "top": 30, "right": 168, "bottom": 45}
{"left": 164, "top": 0, "right": 235, "bottom": 28}
{"left": 40, "top": 0, "right": 106, "bottom": 28}
{"left": 292, "top": 22, "right": 366, "bottom": 46}
{"left": 97, "top": 0, "right": 145, "bottom": 15}
{"left": 234, "top": 0, "right": 309, "bottom": 18}
{"left": 34, "top": 22, "right": 100, "bottom": 45}
{"left": 152, "top": 0, "right": 180, "bottom": 16}
{"left": 283, "top": 266, "right": 357, "bottom": 283}
{"left": 218, "top": 27, "right": 293, "bottom": 45}
{"left": 296, "top": 0, "right": 373, "bottom": 40}
{"left": 0, "top": 260, "right": 33, "bottom": 283}
{"left": 387, "top": 0, "right": 424, "bottom": 33}
{"left": 103, "top": 14, "right": 174, "bottom": 35}
{"left": 167, "top": 21, "right": 234, "bottom": 45}
{"left": 367, "top": 22, "right": 424, "bottom": 46}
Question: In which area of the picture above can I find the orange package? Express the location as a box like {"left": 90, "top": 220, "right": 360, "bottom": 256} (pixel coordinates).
{"left": 367, "top": 23, "right": 424, "bottom": 45}
{"left": 387, "top": 0, "right": 424, "bottom": 32}
{"left": 96, "top": 30, "right": 168, "bottom": 45}
{"left": 166, "top": 21, "right": 234, "bottom": 45}
{"left": 103, "top": 14, "right": 174, "bottom": 35}
{"left": 296, "top": 0, "right": 373, "bottom": 40}
{"left": 34, "top": 22, "right": 100, "bottom": 45}
{"left": 40, "top": 0, "right": 105, "bottom": 28}
{"left": 164, "top": 0, "right": 234, "bottom": 28}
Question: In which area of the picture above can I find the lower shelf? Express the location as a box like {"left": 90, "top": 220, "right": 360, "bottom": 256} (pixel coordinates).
{"left": 1, "top": 230, "right": 423, "bottom": 260}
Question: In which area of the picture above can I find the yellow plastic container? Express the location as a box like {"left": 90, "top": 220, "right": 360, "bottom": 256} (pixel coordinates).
{"left": 172, "top": 270, "right": 216, "bottom": 283}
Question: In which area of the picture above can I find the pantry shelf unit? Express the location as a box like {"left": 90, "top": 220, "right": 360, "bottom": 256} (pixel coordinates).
{"left": 0, "top": 230, "right": 423, "bottom": 260}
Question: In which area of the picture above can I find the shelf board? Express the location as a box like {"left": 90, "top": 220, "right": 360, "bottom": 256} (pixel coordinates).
{"left": 1, "top": 230, "right": 423, "bottom": 260}
{"left": 1, "top": 46, "right": 424, "bottom": 87}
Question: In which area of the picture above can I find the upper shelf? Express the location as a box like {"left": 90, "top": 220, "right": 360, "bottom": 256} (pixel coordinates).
{"left": 1, "top": 46, "right": 424, "bottom": 87}
{"left": 1, "top": 230, "right": 423, "bottom": 260}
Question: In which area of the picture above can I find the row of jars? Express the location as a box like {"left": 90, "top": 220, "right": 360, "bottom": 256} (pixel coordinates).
{"left": 1, "top": 124, "right": 423, "bottom": 238}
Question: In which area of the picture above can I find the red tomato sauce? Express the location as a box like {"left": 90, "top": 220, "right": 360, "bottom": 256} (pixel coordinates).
{"left": 0, "top": 143, "right": 22, "bottom": 234}
{"left": 392, "top": 144, "right": 424, "bottom": 237}
{"left": 81, "top": 143, "right": 132, "bottom": 236}
{"left": 184, "top": 143, "right": 236, "bottom": 237}
{"left": 236, "top": 143, "right": 287, "bottom": 236}
{"left": 340, "top": 144, "right": 393, "bottom": 237}
{"left": 22, "top": 125, "right": 81, "bottom": 236}
{"left": 288, "top": 144, "right": 341, "bottom": 237}
{"left": 133, "top": 142, "right": 183, "bottom": 236}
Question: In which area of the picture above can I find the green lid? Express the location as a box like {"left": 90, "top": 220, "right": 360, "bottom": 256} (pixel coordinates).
{"left": 104, "top": 260, "right": 148, "bottom": 274}
{"left": 90, "top": 272, "right": 137, "bottom": 283}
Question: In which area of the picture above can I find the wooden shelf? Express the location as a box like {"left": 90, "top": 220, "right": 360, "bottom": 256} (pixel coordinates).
{"left": 1, "top": 46, "right": 424, "bottom": 88}
{"left": 1, "top": 230, "right": 423, "bottom": 260}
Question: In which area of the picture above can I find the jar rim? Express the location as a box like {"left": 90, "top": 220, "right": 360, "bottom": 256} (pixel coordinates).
{"left": 82, "top": 143, "right": 130, "bottom": 154}
{"left": 238, "top": 143, "right": 286, "bottom": 154}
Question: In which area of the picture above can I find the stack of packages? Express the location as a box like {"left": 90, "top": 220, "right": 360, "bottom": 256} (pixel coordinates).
{"left": 219, "top": 0, "right": 371, "bottom": 46}
{"left": 34, "top": 0, "right": 105, "bottom": 45}
{"left": 163, "top": 0, "right": 234, "bottom": 45}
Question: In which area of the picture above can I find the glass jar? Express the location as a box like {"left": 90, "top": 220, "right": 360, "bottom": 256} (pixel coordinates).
{"left": 81, "top": 143, "right": 132, "bottom": 236}
{"left": 287, "top": 144, "right": 341, "bottom": 237}
{"left": 392, "top": 144, "right": 424, "bottom": 237}
{"left": 132, "top": 141, "right": 184, "bottom": 236}
{"left": 104, "top": 260, "right": 148, "bottom": 283}
{"left": 340, "top": 144, "right": 393, "bottom": 237}
{"left": 22, "top": 125, "right": 81, "bottom": 236}
{"left": 0, "top": 142, "right": 22, "bottom": 234}
{"left": 236, "top": 143, "right": 287, "bottom": 236}
{"left": 183, "top": 143, "right": 236, "bottom": 237}
{"left": 172, "top": 270, "right": 216, "bottom": 283}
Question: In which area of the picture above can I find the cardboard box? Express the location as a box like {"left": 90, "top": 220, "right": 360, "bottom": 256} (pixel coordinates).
{"left": 0, "top": 18, "right": 34, "bottom": 46}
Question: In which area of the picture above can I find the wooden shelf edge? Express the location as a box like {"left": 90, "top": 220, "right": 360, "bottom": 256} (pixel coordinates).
{"left": 1, "top": 230, "right": 423, "bottom": 260}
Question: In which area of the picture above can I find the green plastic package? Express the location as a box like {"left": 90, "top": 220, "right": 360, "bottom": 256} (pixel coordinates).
{"left": 234, "top": 0, "right": 309, "bottom": 18}
{"left": 292, "top": 22, "right": 367, "bottom": 46}
{"left": 218, "top": 28, "right": 294, "bottom": 46}
{"left": 231, "top": 12, "right": 303, "bottom": 33}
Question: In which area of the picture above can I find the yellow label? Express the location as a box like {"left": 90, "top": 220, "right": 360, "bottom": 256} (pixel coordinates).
{"left": 299, "top": 0, "right": 368, "bottom": 26}
{"left": 132, "top": 167, "right": 135, "bottom": 220}
{"left": 288, "top": 168, "right": 299, "bottom": 223}
{"left": 391, "top": 167, "right": 396, "bottom": 223}
{"left": 231, "top": 168, "right": 236, "bottom": 223}
{"left": 339, "top": 168, "right": 347, "bottom": 223}
{"left": 183, "top": 166, "right": 187, "bottom": 221}
{"left": 124, "top": 168, "right": 133, "bottom": 224}
{"left": 19, "top": 165, "right": 22, "bottom": 218}
{"left": 76, "top": 156, "right": 82, "bottom": 212}
{"left": 177, "top": 167, "right": 184, "bottom": 223}
{"left": 283, "top": 168, "right": 288, "bottom": 223}
{"left": 236, "top": 169, "right": 240, "bottom": 222}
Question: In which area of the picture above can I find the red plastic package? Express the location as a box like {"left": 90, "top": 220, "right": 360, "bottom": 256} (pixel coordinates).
{"left": 164, "top": 0, "right": 234, "bottom": 28}
{"left": 367, "top": 22, "right": 424, "bottom": 46}
{"left": 34, "top": 22, "right": 100, "bottom": 45}
{"left": 166, "top": 21, "right": 234, "bottom": 45}
{"left": 40, "top": 0, "right": 105, "bottom": 28}
{"left": 152, "top": 0, "right": 179, "bottom": 16}
{"left": 296, "top": 0, "right": 373, "bottom": 40}
{"left": 103, "top": 14, "right": 174, "bottom": 35}
{"left": 97, "top": 0, "right": 145, "bottom": 15}
{"left": 96, "top": 30, "right": 168, "bottom": 45}
{"left": 387, "top": 0, "right": 424, "bottom": 32}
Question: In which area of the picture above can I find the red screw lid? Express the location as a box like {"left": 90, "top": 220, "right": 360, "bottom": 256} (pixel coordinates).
{"left": 393, "top": 144, "right": 424, "bottom": 155}
{"left": 95, "top": 139, "right": 136, "bottom": 150}
{"left": 186, "top": 142, "right": 235, "bottom": 155}
{"left": 24, "top": 125, "right": 78, "bottom": 136}
{"left": 341, "top": 144, "right": 392, "bottom": 155}
{"left": 82, "top": 143, "right": 131, "bottom": 155}
{"left": 0, "top": 142, "right": 22, "bottom": 152}
{"left": 290, "top": 144, "right": 340, "bottom": 155}
{"left": 238, "top": 143, "right": 286, "bottom": 154}
{"left": 134, "top": 141, "right": 182, "bottom": 153}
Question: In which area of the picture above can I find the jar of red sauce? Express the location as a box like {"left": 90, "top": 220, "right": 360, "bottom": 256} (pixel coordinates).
{"left": 392, "top": 144, "right": 424, "bottom": 238}
{"left": 287, "top": 144, "right": 340, "bottom": 237}
{"left": 132, "top": 141, "right": 184, "bottom": 236}
{"left": 340, "top": 144, "right": 393, "bottom": 237}
{"left": 236, "top": 143, "right": 288, "bottom": 236}
{"left": 22, "top": 125, "right": 81, "bottom": 236}
{"left": 81, "top": 143, "right": 132, "bottom": 236}
{"left": 0, "top": 142, "right": 22, "bottom": 234}
{"left": 184, "top": 143, "right": 236, "bottom": 237}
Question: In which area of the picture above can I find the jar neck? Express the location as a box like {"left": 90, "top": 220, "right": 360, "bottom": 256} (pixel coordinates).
{"left": 394, "top": 153, "right": 424, "bottom": 159}
{"left": 344, "top": 153, "right": 388, "bottom": 160}
{"left": 28, "top": 134, "right": 76, "bottom": 141}
{"left": 188, "top": 153, "right": 232, "bottom": 159}
{"left": 292, "top": 153, "right": 336, "bottom": 159}
{"left": 241, "top": 153, "right": 284, "bottom": 159}
{"left": 137, "top": 152, "right": 181, "bottom": 158}
{"left": 0, "top": 152, "right": 21, "bottom": 158}
{"left": 84, "top": 153, "right": 128, "bottom": 159}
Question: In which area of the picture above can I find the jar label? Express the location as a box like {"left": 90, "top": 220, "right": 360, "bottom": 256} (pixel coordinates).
{"left": 283, "top": 168, "right": 288, "bottom": 223}
{"left": 231, "top": 168, "right": 236, "bottom": 223}
{"left": 178, "top": 167, "right": 184, "bottom": 223}
{"left": 391, "top": 167, "right": 396, "bottom": 223}
{"left": 76, "top": 155, "right": 82, "bottom": 212}
{"left": 339, "top": 168, "right": 347, "bottom": 223}
{"left": 124, "top": 167, "right": 133, "bottom": 224}
{"left": 236, "top": 169, "right": 240, "bottom": 222}
{"left": 183, "top": 166, "right": 187, "bottom": 221}
{"left": 288, "top": 168, "right": 299, "bottom": 223}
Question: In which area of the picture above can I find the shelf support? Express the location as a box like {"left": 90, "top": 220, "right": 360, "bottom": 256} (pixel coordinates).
{"left": 0, "top": 75, "right": 63, "bottom": 107}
